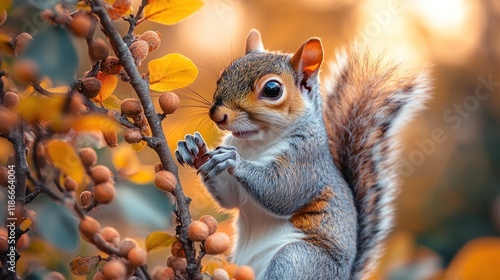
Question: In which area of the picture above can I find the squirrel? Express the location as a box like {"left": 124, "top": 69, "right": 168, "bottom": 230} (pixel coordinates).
{"left": 175, "top": 29, "right": 430, "bottom": 280}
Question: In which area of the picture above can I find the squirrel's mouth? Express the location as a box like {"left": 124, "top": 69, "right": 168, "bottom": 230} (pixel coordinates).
{"left": 231, "top": 130, "right": 259, "bottom": 139}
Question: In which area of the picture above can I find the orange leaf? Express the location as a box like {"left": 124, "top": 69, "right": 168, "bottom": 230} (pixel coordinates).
{"left": 93, "top": 72, "right": 118, "bottom": 103}
{"left": 111, "top": 143, "right": 141, "bottom": 174}
{"left": 127, "top": 165, "right": 155, "bottom": 184}
{"left": 143, "top": 0, "right": 203, "bottom": 25}
{"left": 148, "top": 53, "right": 198, "bottom": 91}
{"left": 145, "top": 231, "right": 176, "bottom": 251}
{"left": 71, "top": 114, "right": 120, "bottom": 134}
{"left": 46, "top": 140, "right": 86, "bottom": 185}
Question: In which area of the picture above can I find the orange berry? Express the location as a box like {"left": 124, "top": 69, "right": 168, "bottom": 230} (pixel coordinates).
{"left": 0, "top": 9, "right": 7, "bottom": 26}
{"left": 100, "top": 56, "right": 122, "bottom": 75}
{"left": 0, "top": 237, "right": 7, "bottom": 253}
{"left": 80, "top": 191, "right": 94, "bottom": 208}
{"left": 138, "top": 31, "right": 161, "bottom": 52}
{"left": 79, "top": 147, "right": 98, "bottom": 167}
{"left": 121, "top": 98, "right": 143, "bottom": 117}
{"left": 212, "top": 268, "right": 230, "bottom": 280}
{"left": 102, "top": 260, "right": 127, "bottom": 280}
{"left": 154, "top": 171, "right": 177, "bottom": 193}
{"left": 0, "top": 107, "right": 17, "bottom": 134}
{"left": 158, "top": 92, "right": 180, "bottom": 115}
{"left": 234, "top": 265, "right": 255, "bottom": 280}
{"left": 11, "top": 59, "right": 39, "bottom": 83}
{"left": 64, "top": 176, "right": 78, "bottom": 191}
{"left": 81, "top": 77, "right": 102, "bottom": 98}
{"left": 123, "top": 128, "right": 142, "bottom": 144}
{"left": 90, "top": 165, "right": 111, "bottom": 184}
{"left": 199, "top": 215, "right": 218, "bottom": 235}
{"left": 166, "top": 255, "right": 187, "bottom": 272}
{"left": 171, "top": 240, "right": 186, "bottom": 258}
{"left": 102, "top": 130, "right": 118, "bottom": 148}
{"left": 93, "top": 182, "right": 115, "bottom": 204}
{"left": 119, "top": 237, "right": 137, "bottom": 256}
{"left": 100, "top": 226, "right": 120, "bottom": 246}
{"left": 13, "top": 32, "right": 33, "bottom": 54}
{"left": 204, "top": 232, "right": 230, "bottom": 255}
{"left": 2, "top": 92, "right": 19, "bottom": 110}
{"left": 89, "top": 38, "right": 110, "bottom": 62}
{"left": 79, "top": 216, "right": 101, "bottom": 242}
{"left": 187, "top": 221, "right": 209, "bottom": 242}
{"left": 69, "top": 12, "right": 93, "bottom": 38}
{"left": 44, "top": 271, "right": 65, "bottom": 280}
{"left": 152, "top": 266, "right": 175, "bottom": 280}
{"left": 127, "top": 247, "right": 148, "bottom": 267}
{"left": 129, "top": 40, "right": 149, "bottom": 65}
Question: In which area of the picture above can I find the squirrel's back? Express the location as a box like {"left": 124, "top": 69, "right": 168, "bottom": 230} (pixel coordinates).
{"left": 323, "top": 45, "right": 431, "bottom": 279}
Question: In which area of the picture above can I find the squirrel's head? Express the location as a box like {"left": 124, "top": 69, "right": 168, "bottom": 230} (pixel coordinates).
{"left": 209, "top": 29, "right": 323, "bottom": 141}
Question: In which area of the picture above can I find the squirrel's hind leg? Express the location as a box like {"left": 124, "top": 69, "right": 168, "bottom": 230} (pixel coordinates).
{"left": 263, "top": 241, "right": 350, "bottom": 280}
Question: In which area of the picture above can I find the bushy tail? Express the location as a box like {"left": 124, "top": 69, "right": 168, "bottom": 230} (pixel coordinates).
{"left": 323, "top": 45, "right": 431, "bottom": 279}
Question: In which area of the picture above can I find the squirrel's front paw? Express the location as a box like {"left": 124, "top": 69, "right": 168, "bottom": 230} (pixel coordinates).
{"left": 198, "top": 145, "right": 240, "bottom": 181}
{"left": 175, "top": 132, "right": 208, "bottom": 169}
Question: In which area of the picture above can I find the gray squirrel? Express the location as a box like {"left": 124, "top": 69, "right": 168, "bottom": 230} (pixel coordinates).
{"left": 175, "top": 29, "right": 430, "bottom": 279}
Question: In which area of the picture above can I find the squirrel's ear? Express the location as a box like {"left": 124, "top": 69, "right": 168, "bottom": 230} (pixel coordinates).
{"left": 245, "top": 29, "right": 264, "bottom": 54}
{"left": 290, "top": 38, "right": 323, "bottom": 85}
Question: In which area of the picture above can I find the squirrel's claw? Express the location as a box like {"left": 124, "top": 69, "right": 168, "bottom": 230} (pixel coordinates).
{"left": 198, "top": 146, "right": 240, "bottom": 181}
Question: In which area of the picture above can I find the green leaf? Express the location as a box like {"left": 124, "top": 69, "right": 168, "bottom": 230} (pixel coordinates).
{"left": 22, "top": 26, "right": 78, "bottom": 85}
{"left": 145, "top": 231, "right": 176, "bottom": 251}
{"left": 32, "top": 198, "right": 79, "bottom": 252}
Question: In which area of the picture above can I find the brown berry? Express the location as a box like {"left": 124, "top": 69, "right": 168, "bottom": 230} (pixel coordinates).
{"left": 119, "top": 237, "right": 138, "bottom": 256}
{"left": 152, "top": 266, "right": 175, "bottom": 280}
{"left": 79, "top": 147, "right": 97, "bottom": 167}
{"left": 128, "top": 247, "right": 148, "bottom": 267}
{"left": 123, "top": 128, "right": 142, "bottom": 144}
{"left": 89, "top": 38, "right": 110, "bottom": 62}
{"left": 0, "top": 237, "right": 7, "bottom": 253}
{"left": 0, "top": 108, "right": 17, "bottom": 133}
{"left": 234, "top": 265, "right": 255, "bottom": 280}
{"left": 0, "top": 166, "right": 8, "bottom": 188}
{"left": 44, "top": 271, "right": 65, "bottom": 280}
{"left": 69, "top": 12, "right": 92, "bottom": 38}
{"left": 81, "top": 77, "right": 102, "bottom": 98}
{"left": 129, "top": 40, "right": 149, "bottom": 64}
{"left": 93, "top": 182, "right": 115, "bottom": 204}
{"left": 204, "top": 232, "right": 230, "bottom": 255}
{"left": 199, "top": 215, "right": 218, "bottom": 235}
{"left": 68, "top": 93, "right": 84, "bottom": 115}
{"left": 212, "top": 268, "right": 230, "bottom": 280}
{"left": 79, "top": 216, "right": 101, "bottom": 242}
{"left": 64, "top": 176, "right": 78, "bottom": 191}
{"left": 90, "top": 165, "right": 111, "bottom": 184}
{"left": 11, "top": 59, "right": 39, "bottom": 83}
{"left": 100, "top": 56, "right": 122, "bottom": 75}
{"left": 102, "top": 260, "right": 127, "bottom": 280}
{"left": 54, "top": 4, "right": 71, "bottom": 25}
{"left": 80, "top": 191, "right": 94, "bottom": 208}
{"left": 158, "top": 92, "right": 180, "bottom": 115}
{"left": 102, "top": 130, "right": 118, "bottom": 148}
{"left": 121, "top": 98, "right": 143, "bottom": 117}
{"left": 100, "top": 226, "right": 120, "bottom": 246}
{"left": 139, "top": 31, "right": 161, "bottom": 52}
{"left": 13, "top": 32, "right": 33, "bottom": 55}
{"left": 154, "top": 162, "right": 163, "bottom": 173}
{"left": 154, "top": 171, "right": 177, "bottom": 193}
{"left": 40, "top": 9, "right": 55, "bottom": 22}
{"left": 0, "top": 9, "right": 7, "bottom": 26}
{"left": 166, "top": 255, "right": 187, "bottom": 272}
{"left": 171, "top": 240, "right": 186, "bottom": 258}
{"left": 2, "top": 92, "right": 19, "bottom": 110}
{"left": 187, "top": 221, "right": 209, "bottom": 242}
{"left": 70, "top": 255, "right": 101, "bottom": 276}
{"left": 93, "top": 271, "right": 106, "bottom": 280}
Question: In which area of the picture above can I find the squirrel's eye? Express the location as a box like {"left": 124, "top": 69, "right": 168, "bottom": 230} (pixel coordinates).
{"left": 261, "top": 80, "right": 282, "bottom": 99}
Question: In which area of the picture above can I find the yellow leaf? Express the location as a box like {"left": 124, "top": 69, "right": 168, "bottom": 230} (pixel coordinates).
{"left": 46, "top": 140, "right": 86, "bottom": 185}
{"left": 148, "top": 53, "right": 198, "bottom": 91}
{"left": 18, "top": 94, "right": 65, "bottom": 122}
{"left": 127, "top": 165, "right": 155, "bottom": 184}
{"left": 145, "top": 231, "right": 176, "bottom": 251}
{"left": 143, "top": 0, "right": 203, "bottom": 25}
{"left": 111, "top": 143, "right": 140, "bottom": 174}
{"left": 92, "top": 72, "right": 118, "bottom": 103}
{"left": 71, "top": 114, "right": 120, "bottom": 134}
{"left": 103, "top": 94, "right": 122, "bottom": 111}
{"left": 19, "top": 218, "right": 32, "bottom": 232}
{"left": 202, "top": 256, "right": 238, "bottom": 277}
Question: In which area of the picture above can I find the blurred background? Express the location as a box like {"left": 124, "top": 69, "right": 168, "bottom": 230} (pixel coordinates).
{"left": 2, "top": 0, "right": 500, "bottom": 279}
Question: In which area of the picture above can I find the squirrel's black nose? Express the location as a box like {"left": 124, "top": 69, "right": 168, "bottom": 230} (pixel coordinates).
{"left": 209, "top": 104, "right": 228, "bottom": 126}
